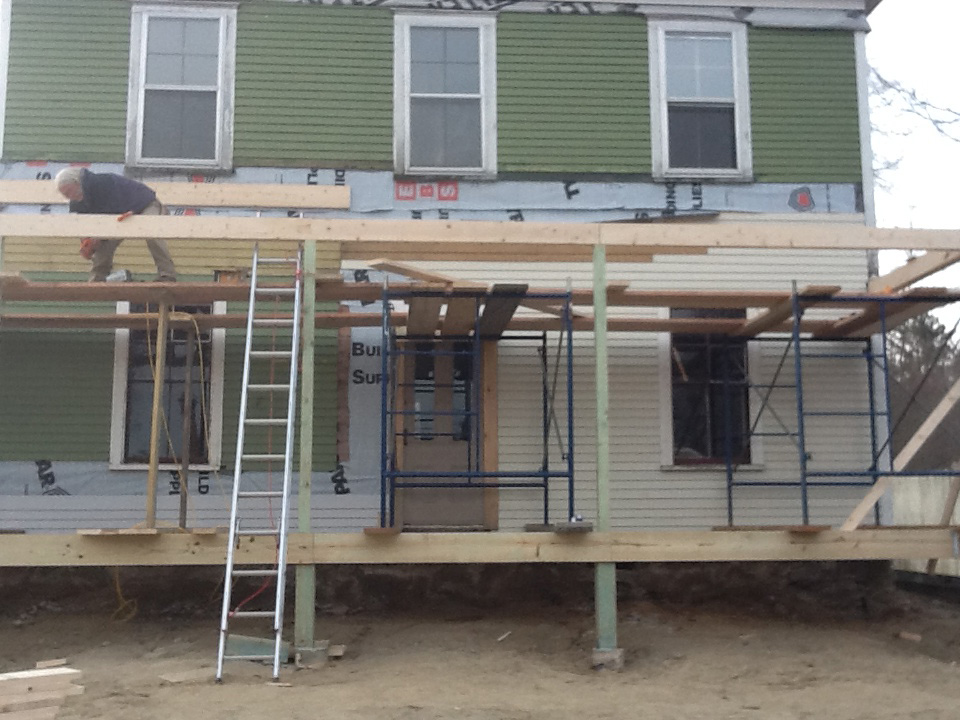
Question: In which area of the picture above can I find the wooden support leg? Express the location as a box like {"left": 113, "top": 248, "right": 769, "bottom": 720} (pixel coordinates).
{"left": 592, "top": 245, "right": 621, "bottom": 669}
{"left": 295, "top": 239, "right": 317, "bottom": 650}
{"left": 146, "top": 303, "right": 169, "bottom": 529}
{"left": 178, "top": 326, "right": 196, "bottom": 529}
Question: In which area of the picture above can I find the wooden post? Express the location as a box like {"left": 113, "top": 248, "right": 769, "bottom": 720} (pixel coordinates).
{"left": 177, "top": 325, "right": 196, "bottom": 529}
{"left": 592, "top": 245, "right": 621, "bottom": 668}
{"left": 295, "top": 239, "right": 317, "bottom": 650}
{"left": 145, "top": 303, "right": 169, "bottom": 529}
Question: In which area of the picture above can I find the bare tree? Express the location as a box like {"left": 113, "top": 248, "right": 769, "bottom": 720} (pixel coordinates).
{"left": 871, "top": 68, "right": 960, "bottom": 143}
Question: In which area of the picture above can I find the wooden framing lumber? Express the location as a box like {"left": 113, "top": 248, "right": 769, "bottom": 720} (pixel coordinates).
{"left": 841, "top": 373, "right": 960, "bottom": 531}
{"left": 823, "top": 288, "right": 950, "bottom": 338}
{"left": 868, "top": 251, "right": 960, "bottom": 293}
{"left": 406, "top": 295, "right": 444, "bottom": 336}
{"left": 0, "top": 179, "right": 350, "bottom": 210}
{"left": 442, "top": 296, "right": 479, "bottom": 335}
{"left": 476, "top": 284, "right": 528, "bottom": 338}
{"left": 0, "top": 668, "right": 82, "bottom": 697}
{"left": 3, "top": 215, "right": 960, "bottom": 255}
{"left": 0, "top": 528, "right": 958, "bottom": 566}
{"left": 735, "top": 285, "right": 841, "bottom": 337}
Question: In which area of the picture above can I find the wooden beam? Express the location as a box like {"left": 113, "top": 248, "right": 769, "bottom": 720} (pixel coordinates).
{"left": 366, "top": 258, "right": 485, "bottom": 290}
{"left": 868, "top": 251, "right": 960, "bottom": 293}
{"left": 825, "top": 288, "right": 949, "bottom": 338}
{"left": 482, "top": 341, "right": 499, "bottom": 529}
{"left": 477, "top": 284, "right": 528, "bottom": 338}
{"left": 926, "top": 475, "right": 960, "bottom": 574}
{"left": 406, "top": 295, "right": 444, "bottom": 336}
{"left": 0, "top": 179, "right": 350, "bottom": 210}
{"left": 442, "top": 296, "right": 479, "bottom": 336}
{"left": 145, "top": 303, "right": 169, "bottom": 529}
{"left": 735, "top": 285, "right": 841, "bottom": 337}
{"left": 841, "top": 373, "right": 960, "bottom": 531}
{"left": 4, "top": 215, "right": 960, "bottom": 253}
{"left": 1, "top": 528, "right": 958, "bottom": 567}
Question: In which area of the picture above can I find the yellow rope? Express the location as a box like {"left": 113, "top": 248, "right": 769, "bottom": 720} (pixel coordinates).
{"left": 110, "top": 567, "right": 137, "bottom": 622}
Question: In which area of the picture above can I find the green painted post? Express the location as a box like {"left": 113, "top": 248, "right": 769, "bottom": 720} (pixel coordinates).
{"left": 294, "top": 238, "right": 317, "bottom": 650}
{"left": 592, "top": 244, "right": 620, "bottom": 666}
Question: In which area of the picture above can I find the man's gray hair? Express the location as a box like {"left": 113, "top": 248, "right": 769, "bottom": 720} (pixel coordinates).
{"left": 54, "top": 166, "right": 85, "bottom": 191}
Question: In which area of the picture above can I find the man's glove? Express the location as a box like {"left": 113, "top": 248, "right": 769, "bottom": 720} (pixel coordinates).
{"left": 79, "top": 237, "right": 100, "bottom": 260}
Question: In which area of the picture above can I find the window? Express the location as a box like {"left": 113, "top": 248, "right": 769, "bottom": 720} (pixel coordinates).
{"left": 648, "top": 20, "right": 751, "bottom": 180}
{"left": 127, "top": 5, "right": 236, "bottom": 169}
{"left": 110, "top": 302, "right": 226, "bottom": 469}
{"left": 668, "top": 309, "right": 751, "bottom": 465}
{"left": 394, "top": 15, "right": 497, "bottom": 177}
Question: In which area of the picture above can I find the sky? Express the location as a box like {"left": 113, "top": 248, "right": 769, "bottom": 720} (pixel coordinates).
{"left": 867, "top": 0, "right": 960, "bottom": 286}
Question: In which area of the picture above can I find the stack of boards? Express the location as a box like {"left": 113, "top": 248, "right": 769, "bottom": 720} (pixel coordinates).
{"left": 0, "top": 665, "right": 83, "bottom": 720}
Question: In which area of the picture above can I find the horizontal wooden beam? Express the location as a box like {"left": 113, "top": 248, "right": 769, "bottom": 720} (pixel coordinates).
{"left": 0, "top": 528, "right": 956, "bottom": 567}
{"left": 735, "top": 285, "right": 841, "bottom": 337}
{"left": 3, "top": 215, "right": 960, "bottom": 255}
{"left": 868, "top": 251, "right": 960, "bottom": 293}
{"left": 0, "top": 180, "right": 350, "bottom": 210}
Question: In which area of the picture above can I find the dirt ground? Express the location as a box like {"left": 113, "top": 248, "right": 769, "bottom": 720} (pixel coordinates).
{"left": 3, "top": 568, "right": 960, "bottom": 720}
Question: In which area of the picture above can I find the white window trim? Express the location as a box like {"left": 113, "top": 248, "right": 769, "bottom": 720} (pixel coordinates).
{"left": 657, "top": 309, "right": 764, "bottom": 470}
{"left": 393, "top": 13, "right": 497, "bottom": 178}
{"left": 126, "top": 3, "right": 236, "bottom": 170}
{"left": 0, "top": 0, "right": 11, "bottom": 160}
{"left": 109, "top": 301, "right": 227, "bottom": 471}
{"left": 648, "top": 18, "right": 753, "bottom": 182}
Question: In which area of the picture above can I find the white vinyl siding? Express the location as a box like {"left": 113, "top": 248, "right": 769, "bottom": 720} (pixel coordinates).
{"left": 126, "top": 4, "right": 236, "bottom": 169}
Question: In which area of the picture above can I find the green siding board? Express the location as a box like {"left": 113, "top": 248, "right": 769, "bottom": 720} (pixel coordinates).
{"left": 498, "top": 14, "right": 649, "bottom": 174}
{"left": 749, "top": 28, "right": 861, "bottom": 183}
{"left": 0, "top": 332, "right": 113, "bottom": 460}
{"left": 234, "top": 5, "right": 393, "bottom": 169}
{"left": 4, "top": 0, "right": 128, "bottom": 162}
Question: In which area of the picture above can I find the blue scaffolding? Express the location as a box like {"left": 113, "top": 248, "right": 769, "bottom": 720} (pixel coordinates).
{"left": 724, "top": 285, "right": 960, "bottom": 526}
{"left": 378, "top": 284, "right": 577, "bottom": 529}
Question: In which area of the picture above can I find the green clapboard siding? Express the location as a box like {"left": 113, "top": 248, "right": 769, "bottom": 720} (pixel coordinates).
{"left": 749, "top": 28, "right": 862, "bottom": 183}
{"left": 0, "top": 331, "right": 114, "bottom": 460}
{"left": 4, "top": 0, "right": 128, "bottom": 162}
{"left": 497, "top": 14, "right": 650, "bottom": 174}
{"left": 234, "top": 5, "right": 393, "bottom": 168}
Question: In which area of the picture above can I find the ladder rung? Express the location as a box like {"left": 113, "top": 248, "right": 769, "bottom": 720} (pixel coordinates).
{"left": 256, "top": 287, "right": 297, "bottom": 295}
{"left": 223, "top": 654, "right": 276, "bottom": 661}
{"left": 238, "top": 528, "right": 280, "bottom": 537}
{"left": 230, "top": 610, "right": 276, "bottom": 618}
{"left": 258, "top": 257, "right": 298, "bottom": 265}
{"left": 249, "top": 351, "right": 292, "bottom": 358}
{"left": 232, "top": 568, "right": 279, "bottom": 577}
{"left": 253, "top": 319, "right": 295, "bottom": 327}
{"left": 242, "top": 453, "right": 286, "bottom": 462}
{"left": 244, "top": 418, "right": 288, "bottom": 426}
{"left": 237, "top": 490, "right": 284, "bottom": 499}
{"left": 247, "top": 384, "right": 290, "bottom": 392}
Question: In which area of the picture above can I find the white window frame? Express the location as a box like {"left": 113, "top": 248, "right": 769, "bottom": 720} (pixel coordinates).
{"left": 648, "top": 19, "right": 752, "bottom": 181}
{"left": 109, "top": 301, "right": 227, "bottom": 471}
{"left": 393, "top": 13, "right": 497, "bottom": 178}
{"left": 0, "top": 0, "right": 11, "bottom": 159}
{"left": 657, "top": 311, "right": 764, "bottom": 470}
{"left": 126, "top": 3, "right": 236, "bottom": 170}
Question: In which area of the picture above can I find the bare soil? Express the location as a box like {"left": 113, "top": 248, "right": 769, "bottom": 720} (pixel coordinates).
{"left": 3, "top": 568, "right": 960, "bottom": 720}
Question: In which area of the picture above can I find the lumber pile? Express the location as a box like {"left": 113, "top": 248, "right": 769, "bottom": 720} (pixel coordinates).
{"left": 0, "top": 666, "right": 83, "bottom": 719}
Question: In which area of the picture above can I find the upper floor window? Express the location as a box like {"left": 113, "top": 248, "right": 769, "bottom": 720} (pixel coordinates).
{"left": 127, "top": 5, "right": 236, "bottom": 170}
{"left": 648, "top": 20, "right": 752, "bottom": 181}
{"left": 394, "top": 15, "right": 497, "bottom": 177}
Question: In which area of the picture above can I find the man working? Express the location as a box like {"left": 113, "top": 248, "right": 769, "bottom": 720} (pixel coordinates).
{"left": 54, "top": 167, "right": 177, "bottom": 282}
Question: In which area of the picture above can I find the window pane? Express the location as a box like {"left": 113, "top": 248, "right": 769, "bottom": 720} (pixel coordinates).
{"left": 665, "top": 32, "right": 733, "bottom": 100}
{"left": 147, "top": 18, "right": 184, "bottom": 54}
{"left": 142, "top": 89, "right": 216, "bottom": 159}
{"left": 410, "top": 97, "right": 482, "bottom": 169}
{"left": 184, "top": 18, "right": 219, "bottom": 51}
{"left": 183, "top": 53, "right": 219, "bottom": 87}
{"left": 146, "top": 53, "right": 184, "bottom": 85}
{"left": 411, "top": 26, "right": 479, "bottom": 94}
{"left": 667, "top": 104, "right": 736, "bottom": 169}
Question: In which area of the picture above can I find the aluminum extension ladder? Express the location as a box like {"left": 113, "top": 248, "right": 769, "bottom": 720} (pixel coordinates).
{"left": 216, "top": 243, "right": 304, "bottom": 682}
